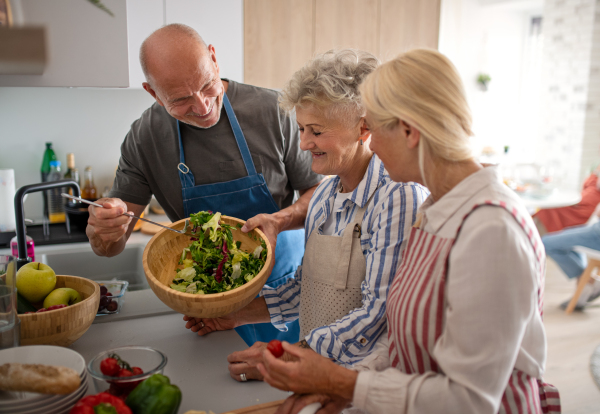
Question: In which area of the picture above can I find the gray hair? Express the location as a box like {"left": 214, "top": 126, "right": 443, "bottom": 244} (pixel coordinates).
{"left": 139, "top": 23, "right": 207, "bottom": 83}
{"left": 279, "top": 49, "right": 380, "bottom": 124}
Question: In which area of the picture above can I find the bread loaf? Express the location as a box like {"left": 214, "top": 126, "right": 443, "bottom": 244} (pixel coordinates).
{"left": 0, "top": 363, "right": 80, "bottom": 394}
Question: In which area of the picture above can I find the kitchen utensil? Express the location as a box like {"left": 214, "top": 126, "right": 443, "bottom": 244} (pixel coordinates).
{"left": 61, "top": 193, "right": 192, "bottom": 237}
{"left": 140, "top": 220, "right": 171, "bottom": 236}
{"left": 142, "top": 216, "right": 273, "bottom": 318}
{"left": 0, "top": 256, "right": 18, "bottom": 349}
{"left": 18, "top": 275, "right": 100, "bottom": 347}
{"left": 95, "top": 280, "right": 129, "bottom": 316}
{"left": 87, "top": 346, "right": 167, "bottom": 394}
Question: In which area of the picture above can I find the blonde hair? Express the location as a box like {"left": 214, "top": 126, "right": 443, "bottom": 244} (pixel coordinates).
{"left": 360, "top": 49, "right": 474, "bottom": 182}
{"left": 279, "top": 49, "right": 380, "bottom": 125}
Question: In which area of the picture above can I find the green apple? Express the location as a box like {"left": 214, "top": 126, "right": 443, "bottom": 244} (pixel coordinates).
{"left": 16, "top": 262, "right": 56, "bottom": 303}
{"left": 43, "top": 288, "right": 82, "bottom": 308}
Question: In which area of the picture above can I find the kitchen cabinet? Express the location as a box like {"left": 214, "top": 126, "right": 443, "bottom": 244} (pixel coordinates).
{"left": 0, "top": 0, "right": 129, "bottom": 87}
{"left": 244, "top": 0, "right": 441, "bottom": 90}
{"left": 0, "top": 0, "right": 243, "bottom": 88}
{"left": 244, "top": 0, "right": 313, "bottom": 90}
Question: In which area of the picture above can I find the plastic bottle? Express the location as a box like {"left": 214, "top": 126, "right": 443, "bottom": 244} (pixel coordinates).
{"left": 82, "top": 166, "right": 98, "bottom": 201}
{"left": 41, "top": 143, "right": 57, "bottom": 220}
{"left": 40, "top": 142, "right": 57, "bottom": 182}
{"left": 10, "top": 233, "right": 35, "bottom": 262}
{"left": 47, "top": 160, "right": 66, "bottom": 223}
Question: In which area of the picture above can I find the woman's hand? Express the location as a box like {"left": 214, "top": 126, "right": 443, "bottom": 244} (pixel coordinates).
{"left": 275, "top": 393, "right": 350, "bottom": 414}
{"left": 182, "top": 314, "right": 237, "bottom": 336}
{"left": 227, "top": 341, "right": 268, "bottom": 381}
{"left": 257, "top": 342, "right": 357, "bottom": 398}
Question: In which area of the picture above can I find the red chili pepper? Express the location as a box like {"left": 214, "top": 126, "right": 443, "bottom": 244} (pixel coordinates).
{"left": 100, "top": 358, "right": 120, "bottom": 377}
{"left": 267, "top": 339, "right": 284, "bottom": 358}
{"left": 70, "top": 392, "right": 132, "bottom": 414}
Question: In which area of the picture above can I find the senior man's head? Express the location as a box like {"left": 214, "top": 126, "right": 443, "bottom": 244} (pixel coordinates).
{"left": 280, "top": 49, "right": 379, "bottom": 179}
{"left": 140, "top": 24, "right": 225, "bottom": 129}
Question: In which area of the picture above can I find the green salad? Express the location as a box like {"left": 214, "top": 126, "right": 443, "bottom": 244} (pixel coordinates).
{"left": 170, "top": 211, "right": 267, "bottom": 294}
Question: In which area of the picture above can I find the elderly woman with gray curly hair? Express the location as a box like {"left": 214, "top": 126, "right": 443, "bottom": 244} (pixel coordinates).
{"left": 184, "top": 49, "right": 428, "bottom": 381}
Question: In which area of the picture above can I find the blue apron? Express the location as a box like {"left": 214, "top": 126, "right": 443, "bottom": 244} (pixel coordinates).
{"left": 177, "top": 94, "right": 302, "bottom": 346}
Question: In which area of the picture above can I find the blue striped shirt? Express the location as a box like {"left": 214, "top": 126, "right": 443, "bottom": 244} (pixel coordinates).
{"left": 262, "top": 155, "right": 429, "bottom": 364}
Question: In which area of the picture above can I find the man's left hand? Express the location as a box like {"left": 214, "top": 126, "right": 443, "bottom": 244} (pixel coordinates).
{"left": 242, "top": 213, "right": 283, "bottom": 252}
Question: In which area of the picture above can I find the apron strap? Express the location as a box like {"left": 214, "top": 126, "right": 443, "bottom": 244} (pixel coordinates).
{"left": 176, "top": 120, "right": 195, "bottom": 189}
{"left": 332, "top": 193, "right": 374, "bottom": 290}
{"left": 222, "top": 94, "right": 257, "bottom": 176}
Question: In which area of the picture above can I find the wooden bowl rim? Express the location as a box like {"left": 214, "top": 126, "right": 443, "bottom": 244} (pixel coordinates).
{"left": 142, "top": 216, "right": 273, "bottom": 299}
{"left": 17, "top": 275, "right": 100, "bottom": 320}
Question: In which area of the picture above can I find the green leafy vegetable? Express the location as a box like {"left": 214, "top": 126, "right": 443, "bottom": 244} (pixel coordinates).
{"left": 169, "top": 211, "right": 267, "bottom": 295}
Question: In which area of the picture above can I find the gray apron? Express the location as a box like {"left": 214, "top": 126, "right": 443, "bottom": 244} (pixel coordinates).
{"left": 299, "top": 197, "right": 371, "bottom": 338}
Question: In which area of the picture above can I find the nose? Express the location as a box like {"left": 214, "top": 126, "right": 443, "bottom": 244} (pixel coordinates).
{"left": 299, "top": 130, "right": 314, "bottom": 152}
{"left": 191, "top": 93, "right": 212, "bottom": 115}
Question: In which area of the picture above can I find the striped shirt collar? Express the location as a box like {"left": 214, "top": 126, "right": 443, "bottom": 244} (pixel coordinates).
{"left": 324, "top": 154, "right": 386, "bottom": 210}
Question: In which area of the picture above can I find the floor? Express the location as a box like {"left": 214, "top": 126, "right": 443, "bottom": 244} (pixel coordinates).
{"left": 543, "top": 259, "right": 600, "bottom": 413}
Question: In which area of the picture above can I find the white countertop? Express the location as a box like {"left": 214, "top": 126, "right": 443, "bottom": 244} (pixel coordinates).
{"left": 71, "top": 296, "right": 289, "bottom": 413}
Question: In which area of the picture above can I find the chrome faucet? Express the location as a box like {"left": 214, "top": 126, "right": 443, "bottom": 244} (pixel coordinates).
{"left": 14, "top": 180, "right": 80, "bottom": 270}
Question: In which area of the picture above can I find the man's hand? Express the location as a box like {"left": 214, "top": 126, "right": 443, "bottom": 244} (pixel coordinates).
{"left": 86, "top": 198, "right": 144, "bottom": 257}
{"left": 242, "top": 183, "right": 323, "bottom": 252}
{"left": 182, "top": 314, "right": 237, "bottom": 336}
{"left": 242, "top": 213, "right": 283, "bottom": 253}
{"left": 275, "top": 393, "right": 350, "bottom": 414}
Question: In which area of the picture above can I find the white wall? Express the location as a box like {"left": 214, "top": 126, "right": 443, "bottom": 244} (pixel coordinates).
{"left": 0, "top": 87, "right": 155, "bottom": 221}
{"left": 439, "top": 0, "right": 544, "bottom": 164}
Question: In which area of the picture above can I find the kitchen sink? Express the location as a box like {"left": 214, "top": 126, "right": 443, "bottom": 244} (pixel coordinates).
{"left": 40, "top": 243, "right": 149, "bottom": 291}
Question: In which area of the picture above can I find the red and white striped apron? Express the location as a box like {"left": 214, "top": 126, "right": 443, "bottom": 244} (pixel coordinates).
{"left": 387, "top": 200, "right": 561, "bottom": 413}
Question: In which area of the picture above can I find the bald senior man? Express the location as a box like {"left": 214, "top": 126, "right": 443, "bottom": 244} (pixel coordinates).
{"left": 86, "top": 24, "right": 323, "bottom": 346}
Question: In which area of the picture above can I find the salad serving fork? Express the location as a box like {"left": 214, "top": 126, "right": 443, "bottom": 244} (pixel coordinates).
{"left": 61, "top": 193, "right": 193, "bottom": 236}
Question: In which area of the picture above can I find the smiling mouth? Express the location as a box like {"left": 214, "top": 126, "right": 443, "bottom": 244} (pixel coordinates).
{"left": 188, "top": 101, "right": 215, "bottom": 119}
{"left": 311, "top": 151, "right": 325, "bottom": 156}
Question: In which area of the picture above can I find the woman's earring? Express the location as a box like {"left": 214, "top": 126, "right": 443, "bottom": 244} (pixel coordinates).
{"left": 360, "top": 139, "right": 363, "bottom": 146}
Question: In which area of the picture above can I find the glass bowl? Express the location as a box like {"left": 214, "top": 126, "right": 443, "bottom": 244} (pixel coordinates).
{"left": 96, "top": 280, "right": 129, "bottom": 316}
{"left": 87, "top": 346, "right": 167, "bottom": 396}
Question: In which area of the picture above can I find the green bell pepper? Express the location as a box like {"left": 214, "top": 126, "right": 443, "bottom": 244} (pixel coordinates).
{"left": 125, "top": 373, "right": 182, "bottom": 414}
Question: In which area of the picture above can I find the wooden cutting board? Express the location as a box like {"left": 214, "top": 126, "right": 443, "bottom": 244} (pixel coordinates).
{"left": 140, "top": 221, "right": 171, "bottom": 235}
{"left": 220, "top": 399, "right": 284, "bottom": 414}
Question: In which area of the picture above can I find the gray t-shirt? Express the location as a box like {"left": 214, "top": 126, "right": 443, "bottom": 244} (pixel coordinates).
{"left": 110, "top": 80, "right": 323, "bottom": 222}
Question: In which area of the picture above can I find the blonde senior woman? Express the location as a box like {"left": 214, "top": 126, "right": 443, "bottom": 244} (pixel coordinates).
{"left": 257, "top": 49, "right": 560, "bottom": 414}
{"left": 184, "top": 49, "right": 428, "bottom": 382}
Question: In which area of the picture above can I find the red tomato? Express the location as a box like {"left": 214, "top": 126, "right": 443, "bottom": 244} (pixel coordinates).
{"left": 100, "top": 358, "right": 120, "bottom": 377}
{"left": 267, "top": 339, "right": 284, "bottom": 358}
{"left": 117, "top": 369, "right": 133, "bottom": 378}
{"left": 132, "top": 367, "right": 143, "bottom": 376}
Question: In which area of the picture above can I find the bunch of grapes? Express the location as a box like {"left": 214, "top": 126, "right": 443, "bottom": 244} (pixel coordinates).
{"left": 98, "top": 285, "right": 118, "bottom": 313}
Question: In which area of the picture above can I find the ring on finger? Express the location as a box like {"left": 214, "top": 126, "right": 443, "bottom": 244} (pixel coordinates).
{"left": 200, "top": 321, "right": 205, "bottom": 328}
{"left": 240, "top": 373, "right": 247, "bottom": 382}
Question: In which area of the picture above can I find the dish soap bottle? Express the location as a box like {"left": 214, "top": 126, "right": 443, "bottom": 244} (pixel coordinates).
{"left": 10, "top": 222, "right": 35, "bottom": 262}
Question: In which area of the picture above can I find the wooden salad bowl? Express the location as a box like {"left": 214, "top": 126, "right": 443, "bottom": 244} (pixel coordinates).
{"left": 18, "top": 275, "right": 100, "bottom": 347}
{"left": 142, "top": 216, "right": 274, "bottom": 318}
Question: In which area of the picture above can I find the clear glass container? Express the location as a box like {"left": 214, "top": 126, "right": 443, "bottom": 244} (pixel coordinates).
{"left": 87, "top": 346, "right": 167, "bottom": 395}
